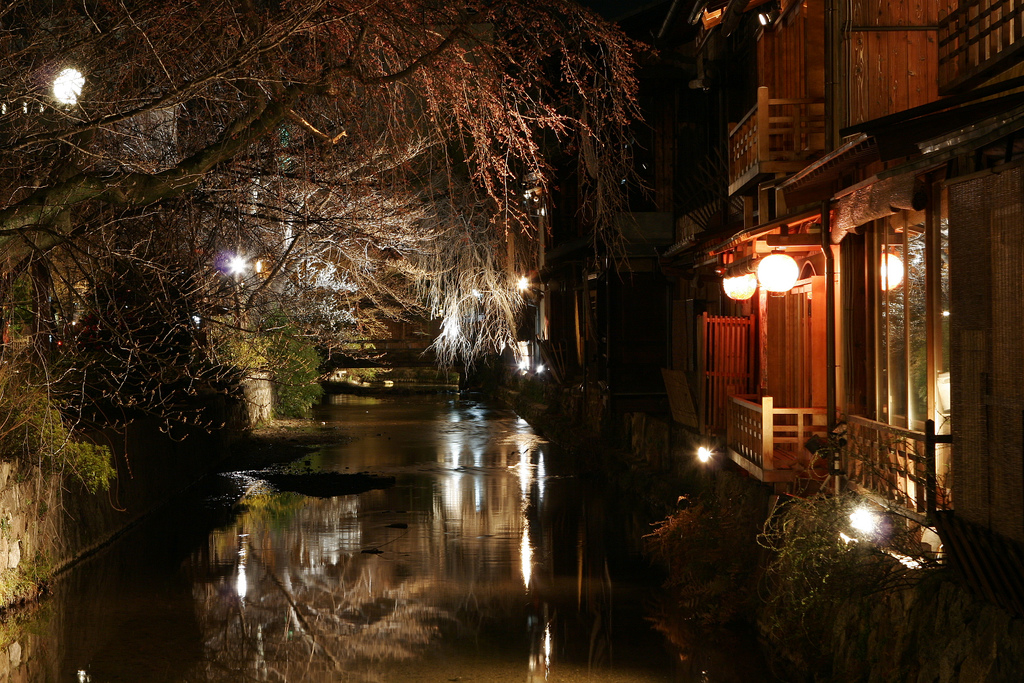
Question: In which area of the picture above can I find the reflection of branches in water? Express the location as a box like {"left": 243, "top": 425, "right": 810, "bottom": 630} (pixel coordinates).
{"left": 190, "top": 540, "right": 459, "bottom": 681}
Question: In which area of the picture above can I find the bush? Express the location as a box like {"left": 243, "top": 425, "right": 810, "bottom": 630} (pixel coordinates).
{"left": 758, "top": 494, "right": 934, "bottom": 677}
{"left": 0, "top": 365, "right": 115, "bottom": 494}
{"left": 645, "top": 473, "right": 767, "bottom": 626}
{"left": 267, "top": 328, "right": 323, "bottom": 418}
{"left": 216, "top": 315, "right": 324, "bottom": 418}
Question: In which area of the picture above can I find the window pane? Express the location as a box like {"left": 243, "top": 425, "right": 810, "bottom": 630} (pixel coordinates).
{"left": 907, "top": 214, "right": 927, "bottom": 429}
{"left": 885, "top": 216, "right": 907, "bottom": 428}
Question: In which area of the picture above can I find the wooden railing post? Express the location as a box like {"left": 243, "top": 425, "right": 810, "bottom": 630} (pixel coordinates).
{"left": 756, "top": 86, "right": 770, "bottom": 162}
{"left": 761, "top": 395, "right": 774, "bottom": 471}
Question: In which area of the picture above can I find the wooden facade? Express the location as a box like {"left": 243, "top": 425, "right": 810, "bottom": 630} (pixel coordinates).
{"left": 846, "top": 0, "right": 953, "bottom": 125}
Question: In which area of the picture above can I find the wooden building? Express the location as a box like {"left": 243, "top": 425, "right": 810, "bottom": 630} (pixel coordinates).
{"left": 651, "top": 0, "right": 1024, "bottom": 606}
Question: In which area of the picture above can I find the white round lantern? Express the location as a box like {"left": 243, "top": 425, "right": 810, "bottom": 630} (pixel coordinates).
{"left": 880, "top": 253, "right": 904, "bottom": 291}
{"left": 757, "top": 253, "right": 799, "bottom": 293}
{"left": 722, "top": 273, "right": 758, "bottom": 300}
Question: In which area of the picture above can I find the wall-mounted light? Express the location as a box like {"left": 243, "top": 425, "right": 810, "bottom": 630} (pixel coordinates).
{"left": 757, "top": 1, "right": 779, "bottom": 26}
{"left": 722, "top": 273, "right": 758, "bottom": 301}
{"left": 757, "top": 252, "right": 799, "bottom": 293}
{"left": 881, "top": 252, "right": 904, "bottom": 291}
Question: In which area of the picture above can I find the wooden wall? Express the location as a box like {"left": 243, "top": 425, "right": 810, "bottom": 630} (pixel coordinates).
{"left": 758, "top": 1, "right": 825, "bottom": 99}
{"left": 846, "top": 0, "right": 958, "bottom": 126}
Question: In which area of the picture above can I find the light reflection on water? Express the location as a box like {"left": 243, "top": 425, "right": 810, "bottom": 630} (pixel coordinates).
{"left": 20, "top": 394, "right": 771, "bottom": 682}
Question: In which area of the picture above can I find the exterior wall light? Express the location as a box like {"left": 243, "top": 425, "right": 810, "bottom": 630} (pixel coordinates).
{"left": 849, "top": 506, "right": 878, "bottom": 535}
{"left": 757, "top": 252, "right": 799, "bottom": 293}
{"left": 697, "top": 446, "right": 713, "bottom": 463}
{"left": 881, "top": 252, "right": 904, "bottom": 290}
{"left": 722, "top": 273, "right": 758, "bottom": 300}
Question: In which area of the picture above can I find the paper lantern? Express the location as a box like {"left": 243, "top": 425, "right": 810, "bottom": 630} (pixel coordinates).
{"left": 722, "top": 273, "right": 758, "bottom": 300}
{"left": 880, "top": 253, "right": 904, "bottom": 291}
{"left": 757, "top": 253, "right": 799, "bottom": 293}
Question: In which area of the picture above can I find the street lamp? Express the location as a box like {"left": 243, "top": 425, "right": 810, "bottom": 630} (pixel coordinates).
{"left": 53, "top": 68, "right": 85, "bottom": 106}
{"left": 227, "top": 255, "right": 248, "bottom": 277}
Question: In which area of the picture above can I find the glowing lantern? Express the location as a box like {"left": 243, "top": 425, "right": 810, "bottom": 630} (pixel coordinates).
{"left": 757, "top": 253, "right": 799, "bottom": 293}
{"left": 881, "top": 252, "right": 904, "bottom": 290}
{"left": 722, "top": 273, "right": 757, "bottom": 300}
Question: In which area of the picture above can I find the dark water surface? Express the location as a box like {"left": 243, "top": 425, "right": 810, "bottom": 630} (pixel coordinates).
{"left": 23, "top": 395, "right": 774, "bottom": 682}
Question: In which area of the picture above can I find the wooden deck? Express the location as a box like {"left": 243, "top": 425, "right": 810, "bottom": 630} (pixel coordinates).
{"left": 726, "top": 394, "right": 829, "bottom": 483}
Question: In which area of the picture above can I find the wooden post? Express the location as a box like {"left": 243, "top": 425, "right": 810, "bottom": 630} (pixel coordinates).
{"left": 699, "top": 312, "right": 708, "bottom": 434}
{"left": 756, "top": 87, "right": 770, "bottom": 163}
{"left": 762, "top": 395, "right": 774, "bottom": 471}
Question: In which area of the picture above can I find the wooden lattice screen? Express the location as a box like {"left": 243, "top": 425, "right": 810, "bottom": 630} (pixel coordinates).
{"left": 699, "top": 313, "right": 756, "bottom": 434}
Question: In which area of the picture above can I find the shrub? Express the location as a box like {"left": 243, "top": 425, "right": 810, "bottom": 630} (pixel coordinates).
{"left": 758, "top": 494, "right": 934, "bottom": 676}
{"left": 0, "top": 365, "right": 115, "bottom": 494}
{"left": 267, "top": 328, "right": 323, "bottom": 418}
{"left": 645, "top": 473, "right": 767, "bottom": 626}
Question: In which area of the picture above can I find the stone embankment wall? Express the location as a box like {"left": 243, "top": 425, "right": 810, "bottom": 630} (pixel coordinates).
{"left": 825, "top": 577, "right": 1024, "bottom": 683}
{"left": 0, "top": 393, "right": 257, "bottom": 607}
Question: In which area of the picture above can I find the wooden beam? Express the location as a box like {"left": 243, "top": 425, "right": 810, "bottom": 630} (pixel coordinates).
{"left": 765, "top": 233, "right": 825, "bottom": 247}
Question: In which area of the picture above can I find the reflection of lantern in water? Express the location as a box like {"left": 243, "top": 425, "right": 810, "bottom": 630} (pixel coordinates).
{"left": 722, "top": 273, "right": 758, "bottom": 300}
{"left": 757, "top": 253, "right": 799, "bottom": 293}
{"left": 881, "top": 252, "right": 904, "bottom": 290}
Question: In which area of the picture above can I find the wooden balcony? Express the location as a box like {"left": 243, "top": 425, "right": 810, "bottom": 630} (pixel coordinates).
{"left": 726, "top": 394, "right": 829, "bottom": 483}
{"left": 939, "top": 0, "right": 1024, "bottom": 94}
{"left": 727, "top": 87, "right": 826, "bottom": 197}
{"left": 845, "top": 416, "right": 952, "bottom": 514}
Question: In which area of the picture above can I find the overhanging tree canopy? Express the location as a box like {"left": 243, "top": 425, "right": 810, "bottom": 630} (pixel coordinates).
{"left": 0, "top": 0, "right": 638, "bottom": 373}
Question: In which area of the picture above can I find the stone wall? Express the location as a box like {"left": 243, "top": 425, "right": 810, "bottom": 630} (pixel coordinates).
{"left": 0, "top": 394, "right": 244, "bottom": 609}
{"left": 824, "top": 576, "right": 1024, "bottom": 683}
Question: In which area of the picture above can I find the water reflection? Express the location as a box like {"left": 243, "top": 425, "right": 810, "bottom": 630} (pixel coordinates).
{"left": 15, "top": 395, "right": 772, "bottom": 682}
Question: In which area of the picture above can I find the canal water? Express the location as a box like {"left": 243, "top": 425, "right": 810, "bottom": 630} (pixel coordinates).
{"left": 16, "top": 394, "right": 775, "bottom": 682}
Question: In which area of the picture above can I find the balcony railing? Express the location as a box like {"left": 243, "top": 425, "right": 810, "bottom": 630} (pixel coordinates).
{"left": 844, "top": 416, "right": 952, "bottom": 514}
{"left": 939, "top": 0, "right": 1024, "bottom": 94}
{"left": 727, "top": 87, "right": 826, "bottom": 196}
{"left": 726, "top": 394, "right": 829, "bottom": 483}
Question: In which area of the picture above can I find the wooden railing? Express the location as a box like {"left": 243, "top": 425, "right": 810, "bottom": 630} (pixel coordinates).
{"left": 726, "top": 394, "right": 829, "bottom": 482}
{"left": 939, "top": 0, "right": 1024, "bottom": 93}
{"left": 727, "top": 87, "right": 826, "bottom": 195}
{"left": 845, "top": 416, "right": 952, "bottom": 514}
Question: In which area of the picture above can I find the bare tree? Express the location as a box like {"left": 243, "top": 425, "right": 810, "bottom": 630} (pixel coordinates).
{"left": 0, "top": 0, "right": 639, "bottom": 417}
